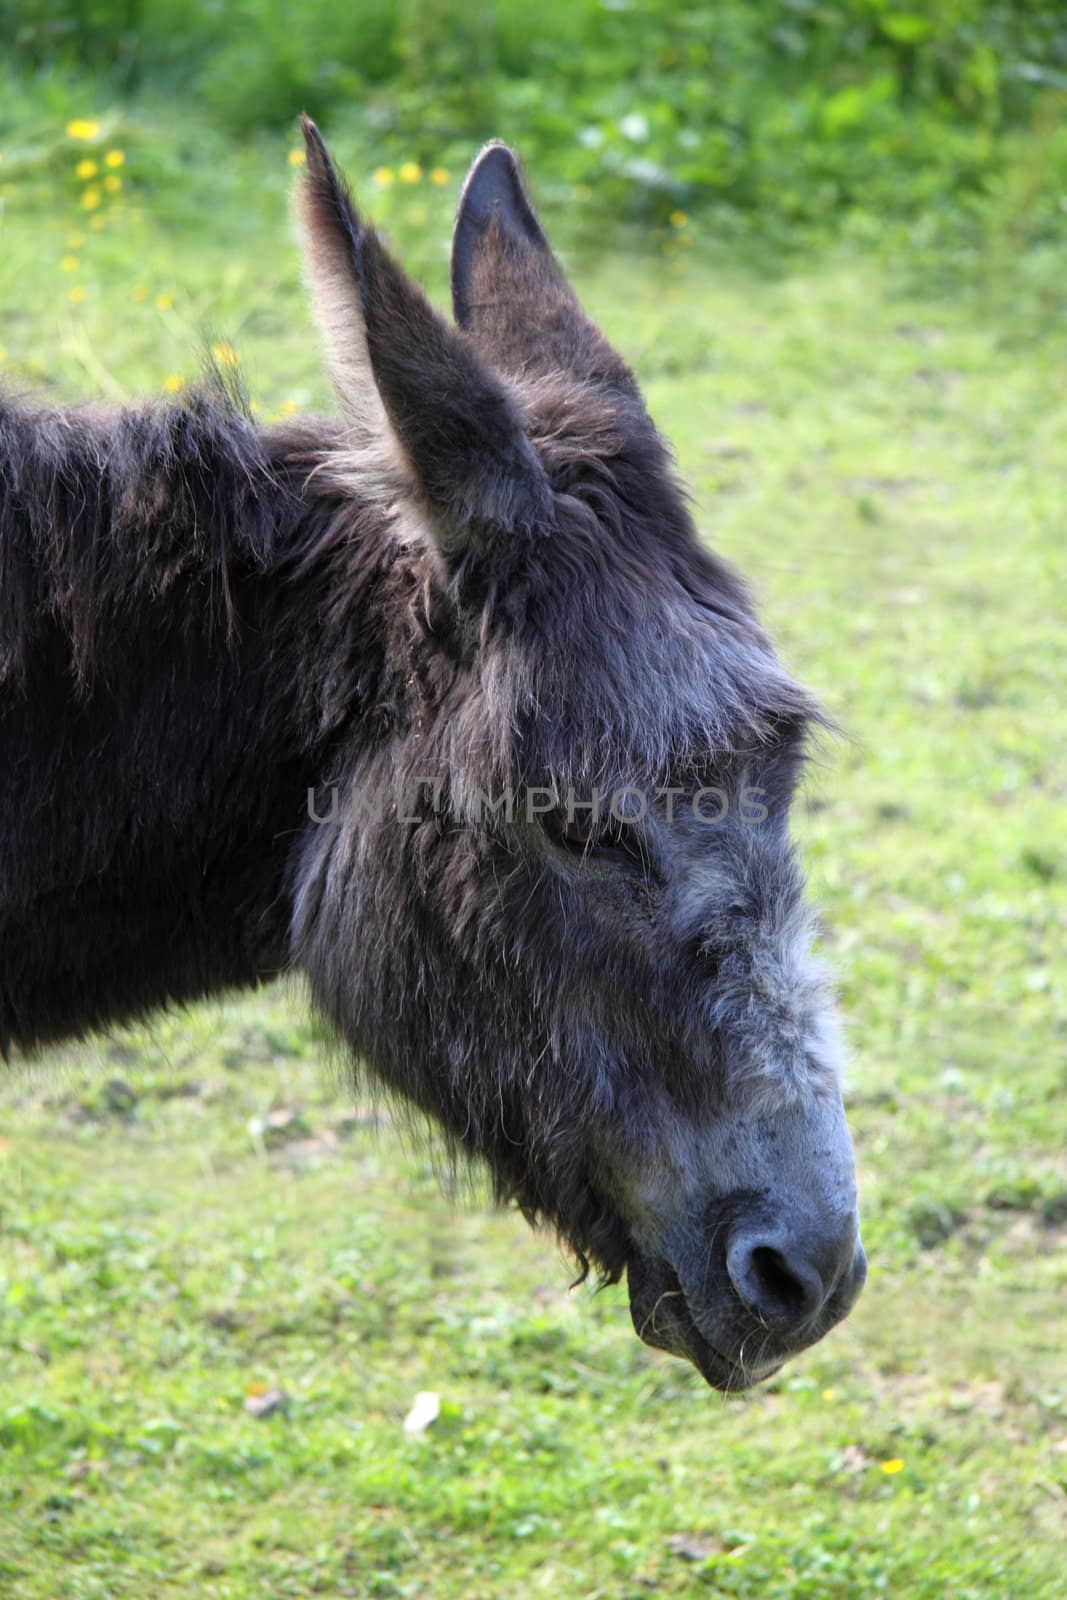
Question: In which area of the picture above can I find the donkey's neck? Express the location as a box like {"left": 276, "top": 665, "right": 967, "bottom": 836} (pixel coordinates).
{"left": 0, "top": 396, "right": 401, "bottom": 1054}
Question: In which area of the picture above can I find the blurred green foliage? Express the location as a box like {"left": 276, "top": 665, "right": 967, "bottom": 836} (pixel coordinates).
{"left": 3, "top": 0, "right": 1067, "bottom": 230}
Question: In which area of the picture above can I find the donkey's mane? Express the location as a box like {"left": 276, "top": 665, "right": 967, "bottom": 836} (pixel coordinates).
{"left": 0, "top": 369, "right": 820, "bottom": 773}
{"left": 0, "top": 381, "right": 323, "bottom": 689}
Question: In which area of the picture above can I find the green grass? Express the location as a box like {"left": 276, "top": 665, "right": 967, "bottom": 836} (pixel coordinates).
{"left": 1, "top": 106, "right": 1066, "bottom": 1600}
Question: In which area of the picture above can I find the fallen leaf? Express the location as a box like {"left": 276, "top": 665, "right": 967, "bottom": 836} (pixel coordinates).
{"left": 246, "top": 1105, "right": 311, "bottom": 1149}
{"left": 667, "top": 1532, "right": 722, "bottom": 1562}
{"left": 402, "top": 1391, "right": 440, "bottom": 1434}
{"left": 244, "top": 1388, "right": 289, "bottom": 1420}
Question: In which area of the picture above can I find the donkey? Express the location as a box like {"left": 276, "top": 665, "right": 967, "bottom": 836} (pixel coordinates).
{"left": 0, "top": 119, "right": 866, "bottom": 1390}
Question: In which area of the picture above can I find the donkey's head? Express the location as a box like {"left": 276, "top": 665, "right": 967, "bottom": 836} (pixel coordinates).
{"left": 292, "top": 121, "right": 866, "bottom": 1390}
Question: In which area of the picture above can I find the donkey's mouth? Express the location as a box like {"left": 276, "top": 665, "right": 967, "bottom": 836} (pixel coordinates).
{"left": 626, "top": 1255, "right": 782, "bottom": 1393}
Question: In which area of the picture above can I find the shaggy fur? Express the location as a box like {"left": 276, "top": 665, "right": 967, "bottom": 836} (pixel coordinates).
{"left": 0, "top": 124, "right": 865, "bottom": 1389}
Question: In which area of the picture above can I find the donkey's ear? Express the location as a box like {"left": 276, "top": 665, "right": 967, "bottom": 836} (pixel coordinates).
{"left": 452, "top": 143, "right": 637, "bottom": 393}
{"left": 298, "top": 118, "right": 552, "bottom": 546}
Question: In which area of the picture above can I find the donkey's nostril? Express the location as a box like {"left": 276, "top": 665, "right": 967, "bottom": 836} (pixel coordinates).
{"left": 726, "top": 1233, "right": 827, "bottom": 1332}
{"left": 749, "top": 1245, "right": 820, "bottom": 1321}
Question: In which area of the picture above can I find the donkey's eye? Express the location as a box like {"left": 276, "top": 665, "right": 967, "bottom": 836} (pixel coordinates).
{"left": 553, "top": 814, "right": 597, "bottom": 850}
{"left": 542, "top": 811, "right": 650, "bottom": 874}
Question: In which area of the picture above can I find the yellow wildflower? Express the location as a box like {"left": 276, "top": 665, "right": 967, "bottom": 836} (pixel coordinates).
{"left": 430, "top": 167, "right": 450, "bottom": 186}
{"left": 163, "top": 374, "right": 183, "bottom": 394}
{"left": 60, "top": 255, "right": 79, "bottom": 273}
{"left": 89, "top": 215, "right": 106, "bottom": 231}
{"left": 373, "top": 166, "right": 395, "bottom": 187}
{"left": 104, "top": 175, "right": 122, "bottom": 194}
{"left": 212, "top": 342, "right": 238, "bottom": 367}
{"left": 67, "top": 120, "right": 100, "bottom": 141}
{"left": 821, "top": 1388, "right": 836, "bottom": 1402}
{"left": 880, "top": 1459, "right": 904, "bottom": 1475}
{"left": 399, "top": 161, "right": 422, "bottom": 184}
{"left": 288, "top": 148, "right": 306, "bottom": 167}
{"left": 155, "top": 293, "right": 174, "bottom": 311}
{"left": 669, "top": 209, "right": 688, "bottom": 228}
{"left": 75, "top": 159, "right": 98, "bottom": 180}
{"left": 280, "top": 399, "right": 299, "bottom": 416}
{"left": 82, "top": 186, "right": 102, "bottom": 211}
{"left": 68, "top": 285, "right": 87, "bottom": 304}
{"left": 105, "top": 149, "right": 125, "bottom": 168}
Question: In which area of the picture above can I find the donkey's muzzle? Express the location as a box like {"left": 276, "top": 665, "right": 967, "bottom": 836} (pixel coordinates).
{"left": 627, "top": 1203, "right": 866, "bottom": 1392}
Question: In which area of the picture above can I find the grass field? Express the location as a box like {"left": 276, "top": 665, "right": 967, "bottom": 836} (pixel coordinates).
{"left": 1, "top": 110, "right": 1065, "bottom": 1598}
